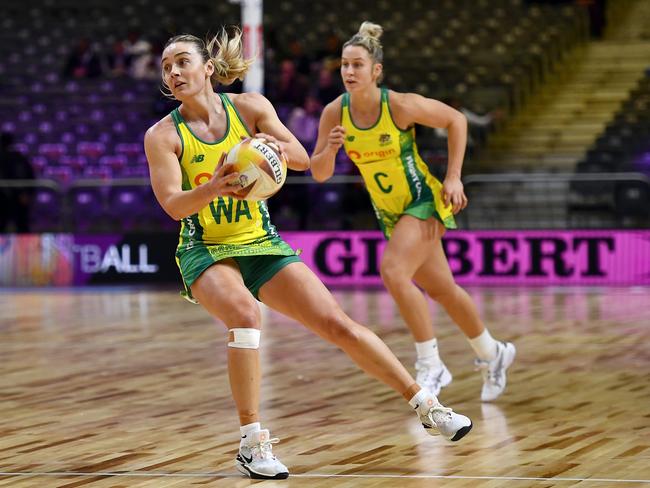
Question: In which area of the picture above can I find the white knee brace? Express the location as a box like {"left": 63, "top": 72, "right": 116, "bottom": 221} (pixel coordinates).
{"left": 228, "top": 328, "right": 261, "bottom": 349}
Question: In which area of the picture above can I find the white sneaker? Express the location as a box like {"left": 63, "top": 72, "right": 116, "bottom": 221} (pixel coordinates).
{"left": 235, "top": 429, "right": 289, "bottom": 479}
{"left": 475, "top": 341, "right": 516, "bottom": 402}
{"left": 414, "top": 394, "right": 472, "bottom": 442}
{"left": 415, "top": 360, "right": 453, "bottom": 396}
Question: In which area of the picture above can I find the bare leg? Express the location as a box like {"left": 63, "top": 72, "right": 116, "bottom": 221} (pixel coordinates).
{"left": 259, "top": 262, "right": 417, "bottom": 397}
{"left": 260, "top": 263, "right": 473, "bottom": 441}
{"left": 380, "top": 215, "right": 439, "bottom": 342}
{"left": 191, "top": 260, "right": 262, "bottom": 425}
{"left": 412, "top": 221, "right": 484, "bottom": 339}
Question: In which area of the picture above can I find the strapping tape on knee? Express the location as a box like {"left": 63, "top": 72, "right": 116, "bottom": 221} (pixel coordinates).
{"left": 228, "top": 328, "right": 261, "bottom": 349}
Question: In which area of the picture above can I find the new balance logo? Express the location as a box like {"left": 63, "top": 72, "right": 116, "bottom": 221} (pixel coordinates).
{"left": 190, "top": 154, "right": 205, "bottom": 163}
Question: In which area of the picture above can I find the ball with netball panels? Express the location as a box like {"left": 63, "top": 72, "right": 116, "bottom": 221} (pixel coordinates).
{"left": 225, "top": 137, "right": 288, "bottom": 200}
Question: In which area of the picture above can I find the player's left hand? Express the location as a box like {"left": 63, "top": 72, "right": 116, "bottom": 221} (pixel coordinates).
{"left": 442, "top": 176, "right": 468, "bottom": 214}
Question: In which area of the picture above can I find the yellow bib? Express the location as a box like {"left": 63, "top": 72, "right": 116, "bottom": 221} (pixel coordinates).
{"left": 172, "top": 93, "right": 279, "bottom": 246}
{"left": 341, "top": 88, "right": 455, "bottom": 236}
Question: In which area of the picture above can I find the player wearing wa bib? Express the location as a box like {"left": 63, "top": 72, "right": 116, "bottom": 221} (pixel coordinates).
{"left": 341, "top": 88, "right": 456, "bottom": 238}
{"left": 172, "top": 93, "right": 298, "bottom": 301}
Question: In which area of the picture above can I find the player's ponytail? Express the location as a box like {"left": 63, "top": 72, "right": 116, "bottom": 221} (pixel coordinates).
{"left": 207, "top": 27, "right": 254, "bottom": 86}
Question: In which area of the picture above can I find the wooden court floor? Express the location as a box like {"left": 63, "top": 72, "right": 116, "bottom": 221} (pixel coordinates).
{"left": 0, "top": 286, "right": 648, "bottom": 487}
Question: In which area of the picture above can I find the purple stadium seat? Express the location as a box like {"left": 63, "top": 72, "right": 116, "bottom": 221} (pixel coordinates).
{"left": 71, "top": 188, "right": 106, "bottom": 232}
{"left": 1, "top": 121, "right": 16, "bottom": 132}
{"left": 42, "top": 166, "right": 73, "bottom": 185}
{"left": 115, "top": 142, "right": 142, "bottom": 160}
{"left": 100, "top": 81, "right": 114, "bottom": 92}
{"left": 65, "top": 81, "right": 79, "bottom": 93}
{"left": 24, "top": 133, "right": 39, "bottom": 145}
{"left": 83, "top": 166, "right": 112, "bottom": 180}
{"left": 90, "top": 109, "right": 104, "bottom": 122}
{"left": 31, "top": 189, "right": 62, "bottom": 232}
{"left": 38, "top": 143, "right": 67, "bottom": 160}
{"left": 31, "top": 156, "right": 49, "bottom": 175}
{"left": 38, "top": 121, "right": 53, "bottom": 135}
{"left": 59, "top": 155, "right": 88, "bottom": 172}
{"left": 121, "top": 165, "right": 149, "bottom": 178}
{"left": 61, "top": 132, "right": 75, "bottom": 144}
{"left": 99, "top": 155, "right": 127, "bottom": 173}
{"left": 74, "top": 123, "right": 90, "bottom": 137}
{"left": 55, "top": 111, "right": 68, "bottom": 123}
{"left": 77, "top": 141, "right": 106, "bottom": 160}
{"left": 13, "top": 143, "right": 30, "bottom": 156}
{"left": 33, "top": 104, "right": 47, "bottom": 115}
{"left": 112, "top": 121, "right": 127, "bottom": 136}
{"left": 44, "top": 72, "right": 59, "bottom": 84}
{"left": 109, "top": 187, "right": 144, "bottom": 230}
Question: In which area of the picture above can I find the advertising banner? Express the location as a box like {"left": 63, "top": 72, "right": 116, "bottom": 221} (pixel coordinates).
{"left": 0, "top": 234, "right": 178, "bottom": 287}
{"left": 1, "top": 231, "right": 649, "bottom": 287}
{"left": 282, "top": 230, "right": 650, "bottom": 286}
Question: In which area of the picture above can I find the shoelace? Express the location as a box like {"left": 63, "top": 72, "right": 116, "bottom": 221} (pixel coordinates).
{"left": 428, "top": 405, "right": 453, "bottom": 426}
{"left": 251, "top": 437, "right": 280, "bottom": 461}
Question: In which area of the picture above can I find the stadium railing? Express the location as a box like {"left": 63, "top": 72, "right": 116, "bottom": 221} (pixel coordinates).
{"left": 1, "top": 172, "right": 649, "bottom": 232}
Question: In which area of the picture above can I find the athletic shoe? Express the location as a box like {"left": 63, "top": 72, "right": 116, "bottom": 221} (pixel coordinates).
{"left": 415, "top": 360, "right": 453, "bottom": 396}
{"left": 475, "top": 341, "right": 516, "bottom": 402}
{"left": 235, "top": 429, "right": 289, "bottom": 479}
{"left": 414, "top": 394, "right": 473, "bottom": 442}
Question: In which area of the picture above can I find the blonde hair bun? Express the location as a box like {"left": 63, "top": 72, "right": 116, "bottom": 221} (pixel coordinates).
{"left": 358, "top": 21, "right": 383, "bottom": 41}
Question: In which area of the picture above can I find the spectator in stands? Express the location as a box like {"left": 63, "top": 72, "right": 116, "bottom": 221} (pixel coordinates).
{"left": 315, "top": 31, "right": 343, "bottom": 70}
{"left": 315, "top": 64, "right": 343, "bottom": 106}
{"left": 106, "top": 39, "right": 132, "bottom": 78}
{"left": 286, "top": 37, "right": 312, "bottom": 77}
{"left": 0, "top": 132, "right": 35, "bottom": 233}
{"left": 144, "top": 28, "right": 472, "bottom": 480}
{"left": 63, "top": 38, "right": 104, "bottom": 79}
{"left": 287, "top": 94, "right": 322, "bottom": 152}
{"left": 311, "top": 22, "right": 516, "bottom": 402}
{"left": 125, "top": 31, "right": 158, "bottom": 80}
{"left": 435, "top": 97, "right": 503, "bottom": 150}
{"left": 267, "top": 59, "right": 309, "bottom": 108}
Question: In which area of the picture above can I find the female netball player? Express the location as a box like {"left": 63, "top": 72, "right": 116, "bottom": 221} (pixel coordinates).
{"left": 311, "top": 22, "right": 515, "bottom": 402}
{"left": 144, "top": 28, "right": 472, "bottom": 480}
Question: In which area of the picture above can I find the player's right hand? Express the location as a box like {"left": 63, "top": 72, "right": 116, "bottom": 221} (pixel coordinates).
{"left": 209, "top": 153, "right": 244, "bottom": 198}
{"left": 327, "top": 125, "right": 346, "bottom": 152}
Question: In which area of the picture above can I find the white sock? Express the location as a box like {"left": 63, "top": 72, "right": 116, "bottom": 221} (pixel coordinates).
{"left": 408, "top": 388, "right": 432, "bottom": 411}
{"left": 469, "top": 329, "right": 498, "bottom": 361}
{"left": 240, "top": 422, "right": 261, "bottom": 441}
{"left": 415, "top": 338, "right": 441, "bottom": 364}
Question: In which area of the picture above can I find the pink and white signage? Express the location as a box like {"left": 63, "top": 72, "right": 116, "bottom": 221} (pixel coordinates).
{"left": 282, "top": 230, "right": 650, "bottom": 286}
{"left": 1, "top": 231, "right": 649, "bottom": 287}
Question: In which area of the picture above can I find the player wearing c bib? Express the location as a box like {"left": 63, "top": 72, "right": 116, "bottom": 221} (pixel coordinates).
{"left": 311, "top": 21, "right": 516, "bottom": 404}
{"left": 144, "top": 28, "right": 473, "bottom": 481}
{"left": 340, "top": 87, "right": 455, "bottom": 238}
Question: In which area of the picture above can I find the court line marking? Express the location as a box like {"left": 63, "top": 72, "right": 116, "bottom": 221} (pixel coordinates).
{"left": 0, "top": 472, "right": 648, "bottom": 483}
